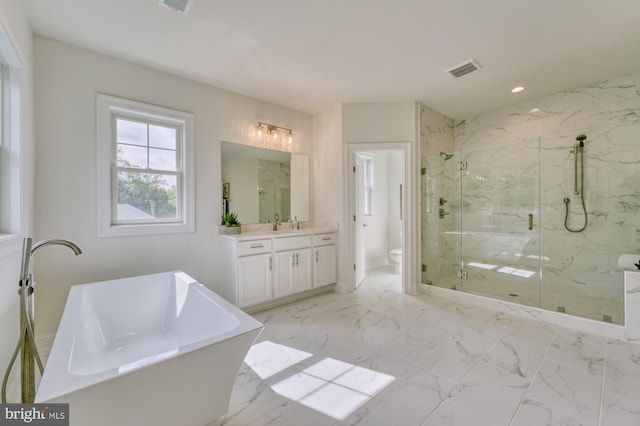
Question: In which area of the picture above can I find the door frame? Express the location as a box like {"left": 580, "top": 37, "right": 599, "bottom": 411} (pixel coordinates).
{"left": 346, "top": 141, "right": 414, "bottom": 294}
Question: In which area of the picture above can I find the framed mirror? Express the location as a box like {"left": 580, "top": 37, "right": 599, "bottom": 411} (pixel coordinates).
{"left": 221, "top": 141, "right": 310, "bottom": 224}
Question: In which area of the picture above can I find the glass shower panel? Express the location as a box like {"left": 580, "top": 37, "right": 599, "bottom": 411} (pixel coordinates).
{"left": 460, "top": 142, "right": 540, "bottom": 306}
{"left": 539, "top": 133, "right": 631, "bottom": 325}
{"left": 422, "top": 151, "right": 461, "bottom": 289}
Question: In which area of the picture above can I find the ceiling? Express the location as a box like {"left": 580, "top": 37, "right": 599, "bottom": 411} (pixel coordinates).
{"left": 21, "top": 0, "right": 640, "bottom": 119}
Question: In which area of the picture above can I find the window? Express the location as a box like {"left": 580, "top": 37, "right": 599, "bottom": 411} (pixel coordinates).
{"left": 363, "top": 157, "right": 374, "bottom": 217}
{"left": 97, "top": 94, "right": 194, "bottom": 237}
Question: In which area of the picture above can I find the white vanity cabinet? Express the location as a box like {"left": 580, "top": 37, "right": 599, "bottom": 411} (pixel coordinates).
{"left": 217, "top": 229, "right": 337, "bottom": 312}
{"left": 313, "top": 233, "right": 337, "bottom": 287}
{"left": 236, "top": 239, "right": 273, "bottom": 307}
{"left": 274, "top": 235, "right": 312, "bottom": 298}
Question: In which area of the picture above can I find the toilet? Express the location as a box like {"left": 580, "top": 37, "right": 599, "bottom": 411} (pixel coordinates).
{"left": 389, "top": 248, "right": 402, "bottom": 275}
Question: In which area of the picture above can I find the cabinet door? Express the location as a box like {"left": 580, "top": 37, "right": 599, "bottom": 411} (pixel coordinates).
{"left": 314, "top": 245, "right": 337, "bottom": 287}
{"left": 274, "top": 251, "right": 295, "bottom": 298}
{"left": 238, "top": 253, "right": 272, "bottom": 307}
{"left": 295, "top": 248, "right": 312, "bottom": 292}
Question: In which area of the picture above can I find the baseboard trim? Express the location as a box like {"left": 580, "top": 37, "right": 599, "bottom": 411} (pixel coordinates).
{"left": 420, "top": 283, "right": 627, "bottom": 341}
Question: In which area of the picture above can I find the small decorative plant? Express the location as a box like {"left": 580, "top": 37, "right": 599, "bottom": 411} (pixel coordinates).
{"left": 221, "top": 212, "right": 240, "bottom": 227}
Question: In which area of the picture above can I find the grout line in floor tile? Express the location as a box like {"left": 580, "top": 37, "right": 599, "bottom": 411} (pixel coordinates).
{"left": 507, "top": 320, "right": 558, "bottom": 426}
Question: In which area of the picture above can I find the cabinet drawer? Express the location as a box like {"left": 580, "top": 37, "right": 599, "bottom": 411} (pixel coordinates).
{"left": 313, "top": 233, "right": 336, "bottom": 246}
{"left": 273, "top": 235, "right": 312, "bottom": 252}
{"left": 237, "top": 239, "right": 272, "bottom": 256}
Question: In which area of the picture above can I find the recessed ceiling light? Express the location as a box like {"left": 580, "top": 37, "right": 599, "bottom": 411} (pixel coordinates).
{"left": 511, "top": 86, "right": 525, "bottom": 93}
{"left": 530, "top": 107, "right": 540, "bottom": 113}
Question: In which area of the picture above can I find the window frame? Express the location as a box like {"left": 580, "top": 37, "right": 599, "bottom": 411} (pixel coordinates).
{"left": 97, "top": 94, "right": 195, "bottom": 237}
{"left": 362, "top": 156, "right": 374, "bottom": 217}
{"left": 0, "top": 48, "right": 26, "bottom": 258}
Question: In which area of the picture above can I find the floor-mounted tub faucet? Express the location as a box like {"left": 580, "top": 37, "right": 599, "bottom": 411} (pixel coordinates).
{"left": 2, "top": 237, "right": 82, "bottom": 404}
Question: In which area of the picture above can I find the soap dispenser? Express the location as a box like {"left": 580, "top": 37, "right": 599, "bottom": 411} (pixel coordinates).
{"left": 293, "top": 216, "right": 299, "bottom": 230}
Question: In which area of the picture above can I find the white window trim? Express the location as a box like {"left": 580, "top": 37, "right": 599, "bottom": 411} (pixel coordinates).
{"left": 97, "top": 94, "right": 195, "bottom": 237}
{"left": 0, "top": 23, "right": 27, "bottom": 258}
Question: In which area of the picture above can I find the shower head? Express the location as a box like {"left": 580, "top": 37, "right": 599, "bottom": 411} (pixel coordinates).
{"left": 440, "top": 152, "right": 454, "bottom": 161}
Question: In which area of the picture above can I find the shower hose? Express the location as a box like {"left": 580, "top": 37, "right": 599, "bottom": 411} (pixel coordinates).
{"left": 1, "top": 283, "right": 44, "bottom": 403}
{"left": 563, "top": 141, "right": 588, "bottom": 233}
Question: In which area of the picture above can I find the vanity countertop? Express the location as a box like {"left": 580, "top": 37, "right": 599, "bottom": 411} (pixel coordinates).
{"left": 217, "top": 225, "right": 337, "bottom": 241}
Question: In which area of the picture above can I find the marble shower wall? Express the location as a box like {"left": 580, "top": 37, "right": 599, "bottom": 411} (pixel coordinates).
{"left": 419, "top": 104, "right": 456, "bottom": 285}
{"left": 257, "top": 159, "right": 291, "bottom": 223}
{"left": 453, "top": 71, "right": 640, "bottom": 325}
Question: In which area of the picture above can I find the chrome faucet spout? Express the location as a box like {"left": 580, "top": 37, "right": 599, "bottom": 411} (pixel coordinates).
{"left": 19, "top": 238, "right": 82, "bottom": 284}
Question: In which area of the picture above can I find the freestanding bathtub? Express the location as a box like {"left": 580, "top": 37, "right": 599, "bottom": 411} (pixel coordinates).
{"left": 35, "top": 271, "right": 263, "bottom": 426}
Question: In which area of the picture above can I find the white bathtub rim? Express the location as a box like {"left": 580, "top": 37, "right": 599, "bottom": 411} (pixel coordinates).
{"left": 36, "top": 271, "right": 263, "bottom": 403}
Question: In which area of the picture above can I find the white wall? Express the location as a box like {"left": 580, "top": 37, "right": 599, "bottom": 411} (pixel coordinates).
{"left": 312, "top": 105, "right": 345, "bottom": 285}
{"left": 341, "top": 102, "right": 420, "bottom": 291}
{"left": 32, "top": 36, "right": 314, "bottom": 335}
{"left": 0, "top": 0, "right": 34, "bottom": 402}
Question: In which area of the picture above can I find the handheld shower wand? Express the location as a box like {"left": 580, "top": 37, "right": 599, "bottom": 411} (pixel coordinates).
{"left": 564, "top": 134, "right": 588, "bottom": 232}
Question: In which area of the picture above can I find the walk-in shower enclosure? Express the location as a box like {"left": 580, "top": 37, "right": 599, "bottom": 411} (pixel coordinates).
{"left": 420, "top": 72, "right": 640, "bottom": 325}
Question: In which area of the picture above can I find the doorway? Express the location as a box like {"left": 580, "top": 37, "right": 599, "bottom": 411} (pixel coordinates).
{"left": 347, "top": 143, "right": 411, "bottom": 293}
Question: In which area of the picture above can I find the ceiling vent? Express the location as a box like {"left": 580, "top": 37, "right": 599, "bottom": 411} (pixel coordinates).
{"left": 159, "top": 0, "right": 193, "bottom": 16}
{"left": 446, "top": 59, "right": 481, "bottom": 78}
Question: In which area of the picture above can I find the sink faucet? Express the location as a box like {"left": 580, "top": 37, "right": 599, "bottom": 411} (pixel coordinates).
{"left": 272, "top": 213, "right": 281, "bottom": 231}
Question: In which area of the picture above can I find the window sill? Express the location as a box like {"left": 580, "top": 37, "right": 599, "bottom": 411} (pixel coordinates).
{"left": 0, "top": 233, "right": 23, "bottom": 259}
{"left": 98, "top": 222, "right": 195, "bottom": 238}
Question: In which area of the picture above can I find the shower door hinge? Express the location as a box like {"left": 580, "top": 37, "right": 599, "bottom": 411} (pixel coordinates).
{"left": 353, "top": 264, "right": 356, "bottom": 271}
{"left": 457, "top": 270, "right": 468, "bottom": 279}
{"left": 456, "top": 160, "right": 467, "bottom": 171}
{"left": 353, "top": 215, "right": 356, "bottom": 222}
{"left": 422, "top": 264, "right": 427, "bottom": 272}
{"left": 421, "top": 167, "right": 426, "bottom": 175}
{"left": 353, "top": 166, "right": 356, "bottom": 173}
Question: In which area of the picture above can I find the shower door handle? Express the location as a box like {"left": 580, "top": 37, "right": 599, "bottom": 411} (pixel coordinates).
{"left": 528, "top": 214, "right": 533, "bottom": 230}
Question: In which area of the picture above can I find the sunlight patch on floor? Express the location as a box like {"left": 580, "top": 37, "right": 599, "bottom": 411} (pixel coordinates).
{"left": 244, "top": 343, "right": 395, "bottom": 420}
{"left": 243, "top": 340, "right": 312, "bottom": 379}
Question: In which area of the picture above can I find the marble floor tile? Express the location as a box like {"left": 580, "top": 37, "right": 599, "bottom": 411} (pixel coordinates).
{"left": 445, "top": 361, "right": 531, "bottom": 426}
{"left": 526, "top": 361, "right": 603, "bottom": 424}
{"left": 600, "top": 394, "right": 640, "bottom": 426}
{"left": 511, "top": 398, "right": 595, "bottom": 426}
{"left": 366, "top": 364, "right": 456, "bottom": 425}
{"left": 422, "top": 400, "right": 494, "bottom": 426}
{"left": 417, "top": 328, "right": 497, "bottom": 382}
{"left": 219, "top": 266, "right": 640, "bottom": 426}
{"left": 546, "top": 328, "right": 606, "bottom": 375}
{"left": 506, "top": 317, "right": 557, "bottom": 347}
{"left": 603, "top": 356, "right": 640, "bottom": 404}
{"left": 483, "top": 335, "right": 546, "bottom": 379}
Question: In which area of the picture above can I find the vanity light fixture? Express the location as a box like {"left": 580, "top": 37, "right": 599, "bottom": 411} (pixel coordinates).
{"left": 256, "top": 122, "right": 294, "bottom": 144}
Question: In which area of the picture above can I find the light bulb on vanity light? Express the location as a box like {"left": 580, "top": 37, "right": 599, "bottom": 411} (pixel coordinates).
{"left": 255, "top": 123, "right": 266, "bottom": 138}
{"left": 269, "top": 126, "right": 280, "bottom": 141}
{"left": 287, "top": 131, "right": 294, "bottom": 144}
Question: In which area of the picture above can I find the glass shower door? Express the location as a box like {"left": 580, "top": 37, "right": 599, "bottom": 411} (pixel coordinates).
{"left": 460, "top": 142, "right": 540, "bottom": 306}
{"left": 422, "top": 151, "right": 461, "bottom": 289}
